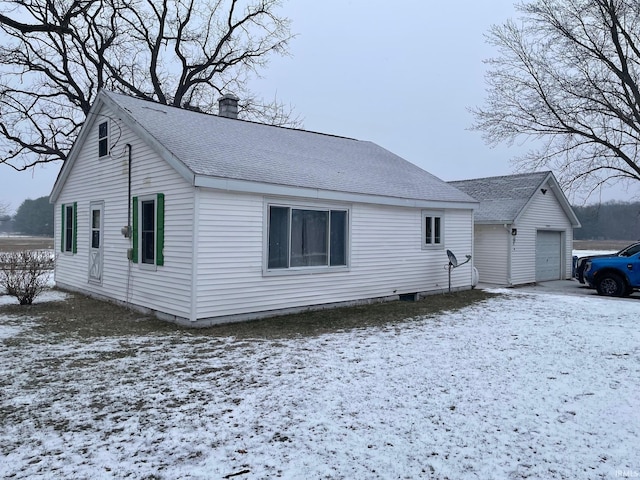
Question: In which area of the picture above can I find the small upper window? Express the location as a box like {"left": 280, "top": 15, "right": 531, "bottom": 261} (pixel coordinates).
{"left": 98, "top": 121, "right": 108, "bottom": 157}
{"left": 423, "top": 211, "right": 444, "bottom": 248}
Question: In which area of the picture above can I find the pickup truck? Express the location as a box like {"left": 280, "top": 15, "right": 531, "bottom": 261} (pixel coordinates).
{"left": 583, "top": 251, "right": 640, "bottom": 297}
{"left": 574, "top": 241, "right": 640, "bottom": 283}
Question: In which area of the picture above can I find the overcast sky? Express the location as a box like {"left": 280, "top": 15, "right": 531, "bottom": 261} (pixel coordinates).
{"left": 1, "top": 0, "right": 636, "bottom": 214}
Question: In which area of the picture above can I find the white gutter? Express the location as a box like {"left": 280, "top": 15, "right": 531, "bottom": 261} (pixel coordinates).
{"left": 194, "top": 175, "right": 479, "bottom": 211}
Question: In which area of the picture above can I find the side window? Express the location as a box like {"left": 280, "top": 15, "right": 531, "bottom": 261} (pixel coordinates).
{"left": 98, "top": 121, "right": 108, "bottom": 157}
{"left": 141, "top": 199, "right": 155, "bottom": 264}
{"left": 132, "top": 194, "right": 164, "bottom": 266}
{"left": 60, "top": 202, "right": 77, "bottom": 254}
{"left": 423, "top": 211, "right": 444, "bottom": 248}
{"left": 267, "top": 204, "right": 348, "bottom": 270}
{"left": 620, "top": 244, "right": 640, "bottom": 257}
{"left": 91, "top": 208, "right": 101, "bottom": 249}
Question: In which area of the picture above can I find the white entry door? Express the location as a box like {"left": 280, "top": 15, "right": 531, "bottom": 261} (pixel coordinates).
{"left": 89, "top": 202, "right": 104, "bottom": 283}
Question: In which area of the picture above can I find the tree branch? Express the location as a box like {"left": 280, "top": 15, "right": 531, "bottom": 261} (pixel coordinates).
{"left": 472, "top": 0, "right": 640, "bottom": 200}
{"left": 0, "top": 0, "right": 297, "bottom": 170}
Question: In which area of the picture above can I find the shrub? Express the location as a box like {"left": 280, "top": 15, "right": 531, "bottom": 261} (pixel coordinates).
{"left": 0, "top": 250, "right": 54, "bottom": 305}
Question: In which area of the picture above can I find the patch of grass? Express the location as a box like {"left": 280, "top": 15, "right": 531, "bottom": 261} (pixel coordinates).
{"left": 2, "top": 287, "right": 498, "bottom": 341}
{"left": 0, "top": 291, "right": 176, "bottom": 339}
{"left": 207, "top": 289, "right": 498, "bottom": 338}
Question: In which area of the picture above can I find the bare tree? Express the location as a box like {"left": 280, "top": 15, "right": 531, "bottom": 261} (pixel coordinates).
{"left": 0, "top": 0, "right": 298, "bottom": 171}
{"left": 0, "top": 200, "right": 9, "bottom": 217}
{"left": 472, "top": 0, "right": 640, "bottom": 199}
{"left": 0, "top": 1, "right": 88, "bottom": 34}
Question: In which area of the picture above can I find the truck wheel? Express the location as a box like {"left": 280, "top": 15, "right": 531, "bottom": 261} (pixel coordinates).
{"left": 596, "top": 273, "right": 625, "bottom": 297}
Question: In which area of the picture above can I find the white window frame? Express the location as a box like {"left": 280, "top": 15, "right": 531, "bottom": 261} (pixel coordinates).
{"left": 422, "top": 210, "right": 444, "bottom": 249}
{"left": 263, "top": 200, "right": 351, "bottom": 275}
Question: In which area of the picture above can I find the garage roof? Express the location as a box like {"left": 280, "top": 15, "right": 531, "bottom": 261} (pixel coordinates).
{"left": 449, "top": 171, "right": 580, "bottom": 226}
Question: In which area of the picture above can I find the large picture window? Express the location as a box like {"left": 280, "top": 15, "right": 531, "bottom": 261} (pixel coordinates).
{"left": 268, "top": 205, "right": 348, "bottom": 270}
{"left": 423, "top": 210, "right": 444, "bottom": 248}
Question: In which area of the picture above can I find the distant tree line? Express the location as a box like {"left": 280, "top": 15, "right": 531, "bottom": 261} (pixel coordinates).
{"left": 573, "top": 201, "right": 640, "bottom": 241}
{"left": 0, "top": 196, "right": 53, "bottom": 237}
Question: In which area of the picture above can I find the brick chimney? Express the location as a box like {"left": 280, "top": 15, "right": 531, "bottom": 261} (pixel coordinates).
{"left": 218, "top": 94, "right": 239, "bottom": 119}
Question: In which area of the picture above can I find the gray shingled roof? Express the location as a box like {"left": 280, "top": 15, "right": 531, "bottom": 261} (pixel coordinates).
{"left": 449, "top": 171, "right": 551, "bottom": 223}
{"left": 102, "top": 91, "right": 476, "bottom": 205}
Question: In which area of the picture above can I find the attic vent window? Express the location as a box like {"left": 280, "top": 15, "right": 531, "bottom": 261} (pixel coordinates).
{"left": 98, "top": 121, "right": 108, "bottom": 157}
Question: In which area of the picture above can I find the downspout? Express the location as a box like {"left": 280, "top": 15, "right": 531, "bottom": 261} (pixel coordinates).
{"left": 470, "top": 210, "right": 476, "bottom": 287}
{"left": 125, "top": 144, "right": 133, "bottom": 305}
{"left": 127, "top": 144, "right": 132, "bottom": 234}
{"left": 504, "top": 223, "right": 513, "bottom": 286}
{"left": 190, "top": 187, "right": 200, "bottom": 323}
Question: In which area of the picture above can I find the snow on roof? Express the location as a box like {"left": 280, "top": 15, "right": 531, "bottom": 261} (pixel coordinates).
{"left": 102, "top": 91, "right": 476, "bottom": 206}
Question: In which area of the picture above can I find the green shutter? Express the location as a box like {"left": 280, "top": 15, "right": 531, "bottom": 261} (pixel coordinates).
{"left": 72, "top": 202, "right": 78, "bottom": 254}
{"left": 60, "top": 204, "right": 65, "bottom": 252}
{"left": 156, "top": 193, "right": 165, "bottom": 266}
{"left": 132, "top": 196, "right": 138, "bottom": 263}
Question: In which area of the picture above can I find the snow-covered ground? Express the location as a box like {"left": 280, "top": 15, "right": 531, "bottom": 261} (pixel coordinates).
{"left": 1, "top": 288, "right": 639, "bottom": 479}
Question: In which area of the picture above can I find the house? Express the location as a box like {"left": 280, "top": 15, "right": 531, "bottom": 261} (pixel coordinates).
{"left": 50, "top": 90, "right": 478, "bottom": 326}
{"left": 450, "top": 171, "right": 580, "bottom": 286}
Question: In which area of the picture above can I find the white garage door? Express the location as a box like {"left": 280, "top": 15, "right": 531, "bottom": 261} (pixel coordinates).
{"left": 536, "top": 231, "right": 562, "bottom": 282}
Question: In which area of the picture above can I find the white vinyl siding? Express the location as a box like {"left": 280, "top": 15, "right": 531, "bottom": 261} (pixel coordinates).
{"left": 54, "top": 103, "right": 194, "bottom": 319}
{"left": 194, "top": 191, "right": 474, "bottom": 321}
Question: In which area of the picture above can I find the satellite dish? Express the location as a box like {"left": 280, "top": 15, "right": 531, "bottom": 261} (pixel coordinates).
{"left": 446, "top": 249, "right": 472, "bottom": 292}
{"left": 447, "top": 249, "right": 458, "bottom": 267}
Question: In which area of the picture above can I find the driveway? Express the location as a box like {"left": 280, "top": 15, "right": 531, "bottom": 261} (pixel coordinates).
{"left": 485, "top": 279, "right": 640, "bottom": 300}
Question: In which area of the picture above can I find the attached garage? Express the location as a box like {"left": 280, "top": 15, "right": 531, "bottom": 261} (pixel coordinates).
{"left": 450, "top": 171, "right": 581, "bottom": 286}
